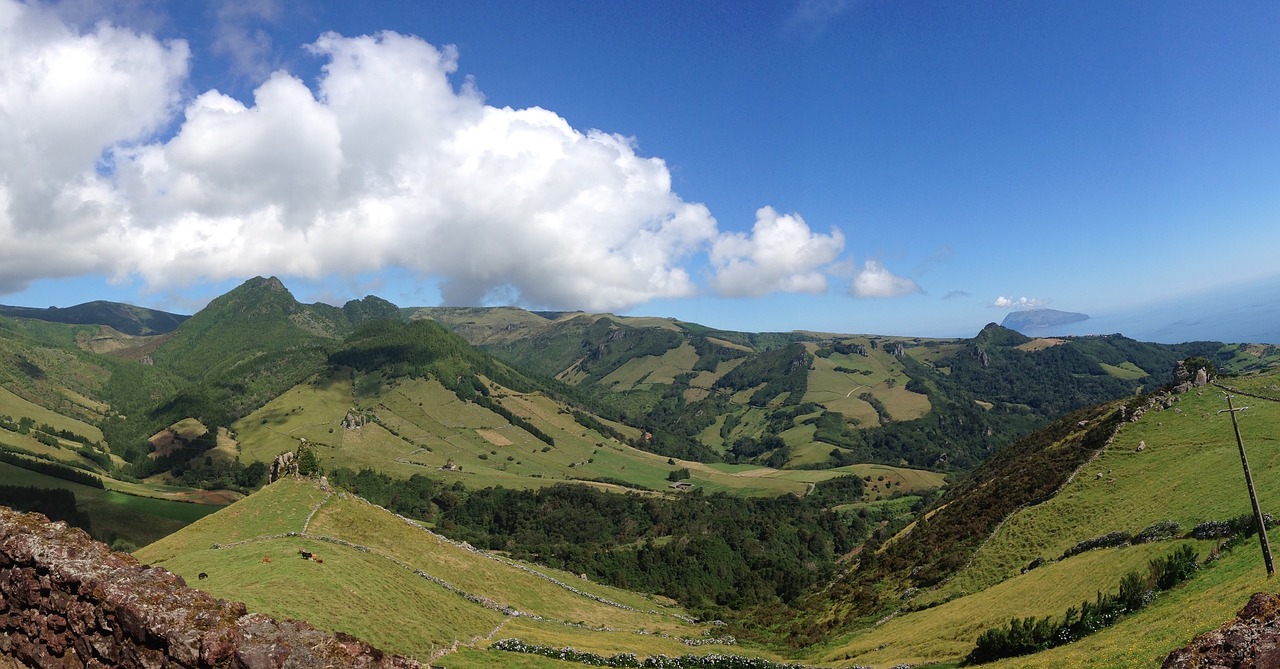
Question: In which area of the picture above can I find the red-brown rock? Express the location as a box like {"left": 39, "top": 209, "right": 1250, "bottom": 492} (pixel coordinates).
{"left": 0, "top": 506, "right": 422, "bottom": 668}
{"left": 1163, "top": 592, "right": 1280, "bottom": 668}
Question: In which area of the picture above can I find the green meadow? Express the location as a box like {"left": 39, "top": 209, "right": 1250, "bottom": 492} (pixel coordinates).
{"left": 138, "top": 478, "right": 740, "bottom": 664}
{"left": 0, "top": 458, "right": 222, "bottom": 547}
{"left": 233, "top": 371, "right": 946, "bottom": 498}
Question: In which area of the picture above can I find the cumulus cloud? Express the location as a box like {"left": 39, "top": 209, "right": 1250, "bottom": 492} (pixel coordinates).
{"left": 851, "top": 260, "right": 921, "bottom": 298}
{"left": 0, "top": 4, "right": 882, "bottom": 312}
{"left": 0, "top": 0, "right": 189, "bottom": 292}
{"left": 991, "top": 296, "right": 1048, "bottom": 309}
{"left": 709, "top": 207, "right": 843, "bottom": 297}
{"left": 0, "top": 5, "right": 724, "bottom": 311}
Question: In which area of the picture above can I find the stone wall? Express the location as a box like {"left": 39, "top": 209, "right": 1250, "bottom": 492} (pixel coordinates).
{"left": 0, "top": 506, "right": 421, "bottom": 668}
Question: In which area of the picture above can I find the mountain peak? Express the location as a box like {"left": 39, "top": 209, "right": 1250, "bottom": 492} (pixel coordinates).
{"left": 974, "top": 322, "right": 1032, "bottom": 347}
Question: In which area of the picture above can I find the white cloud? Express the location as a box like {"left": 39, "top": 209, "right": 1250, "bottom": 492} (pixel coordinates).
{"left": 0, "top": 6, "right": 882, "bottom": 313}
{"left": 709, "top": 207, "right": 844, "bottom": 297}
{"left": 851, "top": 260, "right": 921, "bottom": 298}
{"left": 0, "top": 0, "right": 188, "bottom": 292}
{"left": 0, "top": 9, "right": 722, "bottom": 311}
{"left": 991, "top": 296, "right": 1048, "bottom": 309}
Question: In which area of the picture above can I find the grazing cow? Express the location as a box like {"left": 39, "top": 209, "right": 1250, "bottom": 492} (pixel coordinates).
{"left": 198, "top": 572, "right": 208, "bottom": 580}
{"left": 262, "top": 556, "right": 272, "bottom": 563}
{"left": 315, "top": 558, "right": 323, "bottom": 564}
{"left": 299, "top": 550, "right": 313, "bottom": 560}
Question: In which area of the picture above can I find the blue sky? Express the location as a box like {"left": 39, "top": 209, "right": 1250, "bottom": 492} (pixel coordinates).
{"left": 2, "top": 1, "right": 1277, "bottom": 338}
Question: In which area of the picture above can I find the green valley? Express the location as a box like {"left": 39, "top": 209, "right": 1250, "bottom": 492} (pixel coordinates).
{"left": 1, "top": 277, "right": 1279, "bottom": 668}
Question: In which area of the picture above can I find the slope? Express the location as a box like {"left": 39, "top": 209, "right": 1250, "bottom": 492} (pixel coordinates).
{"left": 0, "top": 299, "right": 189, "bottom": 335}
{"left": 791, "top": 366, "right": 1280, "bottom": 667}
{"left": 106, "top": 277, "right": 401, "bottom": 470}
{"left": 135, "top": 477, "right": 747, "bottom": 664}
{"left": 414, "top": 307, "right": 1264, "bottom": 473}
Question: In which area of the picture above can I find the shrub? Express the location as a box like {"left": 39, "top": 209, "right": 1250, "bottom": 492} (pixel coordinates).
{"left": 967, "top": 544, "right": 1198, "bottom": 664}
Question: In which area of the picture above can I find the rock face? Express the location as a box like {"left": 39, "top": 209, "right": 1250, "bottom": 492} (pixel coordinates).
{"left": 269, "top": 451, "right": 297, "bottom": 483}
{"left": 0, "top": 506, "right": 420, "bottom": 668}
{"left": 1163, "top": 592, "right": 1280, "bottom": 668}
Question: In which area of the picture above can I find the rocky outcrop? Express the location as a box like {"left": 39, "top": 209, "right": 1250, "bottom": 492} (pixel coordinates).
{"left": 269, "top": 451, "right": 297, "bottom": 483}
{"left": 0, "top": 506, "right": 420, "bottom": 668}
{"left": 1163, "top": 592, "right": 1280, "bottom": 668}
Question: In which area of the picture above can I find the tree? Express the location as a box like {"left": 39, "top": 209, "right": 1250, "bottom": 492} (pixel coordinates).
{"left": 296, "top": 444, "right": 322, "bottom": 476}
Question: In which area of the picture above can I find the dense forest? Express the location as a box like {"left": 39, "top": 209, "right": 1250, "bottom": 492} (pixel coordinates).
{"left": 326, "top": 468, "right": 903, "bottom": 615}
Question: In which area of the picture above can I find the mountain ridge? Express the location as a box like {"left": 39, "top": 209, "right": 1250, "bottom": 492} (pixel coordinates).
{"left": 0, "top": 300, "right": 189, "bottom": 336}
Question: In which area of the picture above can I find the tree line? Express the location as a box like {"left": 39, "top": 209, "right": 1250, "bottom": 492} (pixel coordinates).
{"left": 326, "top": 467, "right": 873, "bottom": 615}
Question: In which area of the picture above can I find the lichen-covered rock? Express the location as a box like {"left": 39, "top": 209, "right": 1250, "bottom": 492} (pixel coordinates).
{"left": 0, "top": 506, "right": 421, "bottom": 668}
{"left": 1163, "top": 592, "right": 1280, "bottom": 668}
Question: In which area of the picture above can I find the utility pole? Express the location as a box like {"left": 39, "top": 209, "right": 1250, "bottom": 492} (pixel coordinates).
{"left": 1220, "top": 394, "right": 1274, "bottom": 577}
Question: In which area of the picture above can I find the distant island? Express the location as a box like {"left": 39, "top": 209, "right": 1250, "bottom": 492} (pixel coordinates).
{"left": 1001, "top": 308, "right": 1090, "bottom": 334}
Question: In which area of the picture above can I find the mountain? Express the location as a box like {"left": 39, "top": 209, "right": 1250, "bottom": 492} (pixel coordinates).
{"left": 1001, "top": 308, "right": 1091, "bottom": 333}
{"left": 412, "top": 307, "right": 1265, "bottom": 471}
{"left": 5, "top": 276, "right": 1280, "bottom": 666}
{"left": 1023, "top": 274, "right": 1280, "bottom": 344}
{"left": 0, "top": 300, "right": 188, "bottom": 335}
{"left": 127, "top": 364, "right": 1280, "bottom": 667}
{"left": 138, "top": 278, "right": 396, "bottom": 414}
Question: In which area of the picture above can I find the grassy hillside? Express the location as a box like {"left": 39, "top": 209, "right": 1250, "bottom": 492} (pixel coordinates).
{"left": 137, "top": 478, "right": 746, "bottom": 664}
{"left": 772, "top": 367, "right": 1280, "bottom": 667}
{"left": 415, "top": 307, "right": 1263, "bottom": 473}
{"left": 233, "top": 368, "right": 944, "bottom": 498}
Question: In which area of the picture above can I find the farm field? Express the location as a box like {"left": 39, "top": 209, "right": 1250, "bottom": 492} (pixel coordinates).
{"left": 804, "top": 343, "right": 931, "bottom": 424}
{"left": 233, "top": 372, "right": 946, "bottom": 499}
{"left": 137, "top": 478, "right": 741, "bottom": 664}
{"left": 0, "top": 458, "right": 224, "bottom": 547}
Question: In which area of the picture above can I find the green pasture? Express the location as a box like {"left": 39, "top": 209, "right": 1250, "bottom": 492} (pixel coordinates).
{"left": 684, "top": 357, "right": 746, "bottom": 404}
{"left": 232, "top": 372, "right": 946, "bottom": 498}
{"left": 935, "top": 384, "right": 1280, "bottom": 600}
{"left": 804, "top": 346, "right": 930, "bottom": 424}
{"left": 817, "top": 539, "right": 1215, "bottom": 668}
{"left": 980, "top": 531, "right": 1277, "bottom": 669}
{"left": 0, "top": 430, "right": 105, "bottom": 471}
{"left": 139, "top": 479, "right": 729, "bottom": 663}
{"left": 0, "top": 385, "right": 104, "bottom": 443}
{"left": 596, "top": 342, "right": 699, "bottom": 392}
{"left": 146, "top": 534, "right": 503, "bottom": 658}
{"left": 235, "top": 369, "right": 356, "bottom": 464}
{"left": 1100, "top": 361, "right": 1148, "bottom": 380}
{"left": 0, "top": 458, "right": 102, "bottom": 495}
{"left": 310, "top": 492, "right": 698, "bottom": 635}
{"left": 0, "top": 458, "right": 222, "bottom": 547}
